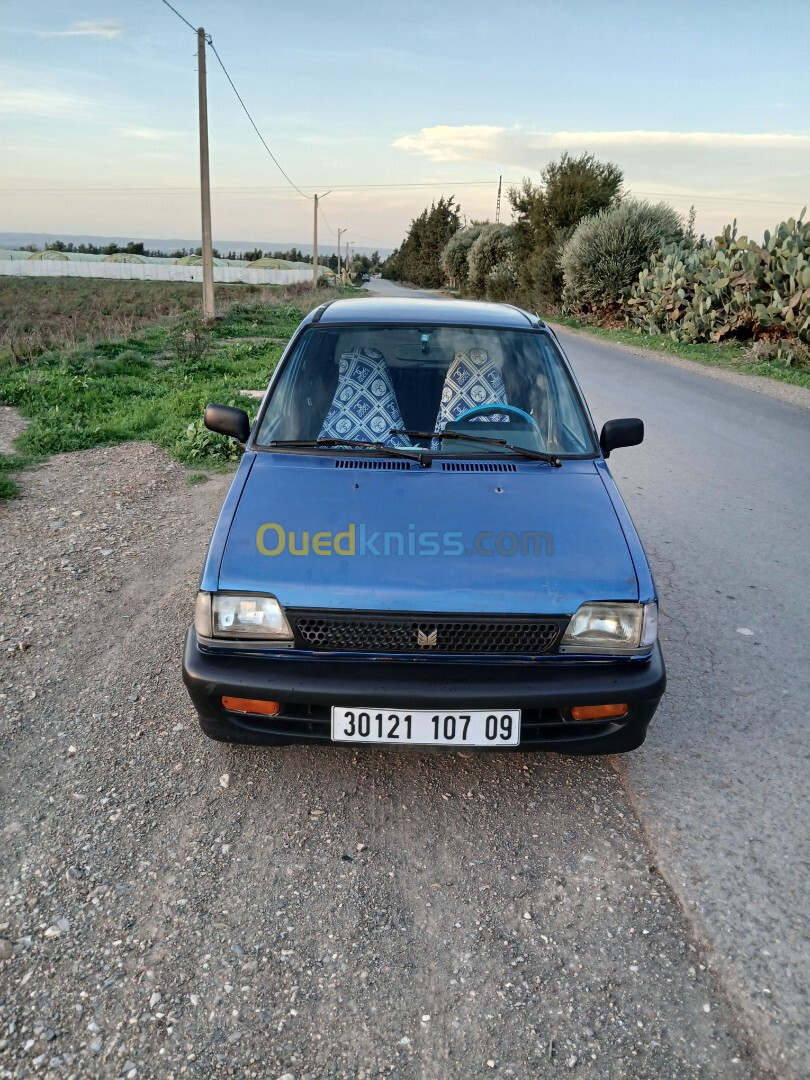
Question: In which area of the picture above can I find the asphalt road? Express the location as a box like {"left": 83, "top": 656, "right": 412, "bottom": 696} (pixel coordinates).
{"left": 363, "top": 280, "right": 810, "bottom": 1073}
{"left": 553, "top": 326, "right": 810, "bottom": 1077}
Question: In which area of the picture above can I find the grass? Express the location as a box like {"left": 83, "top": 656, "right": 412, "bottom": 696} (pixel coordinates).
{"left": 0, "top": 279, "right": 354, "bottom": 499}
{"left": 552, "top": 316, "right": 810, "bottom": 390}
{"left": 0, "top": 466, "right": 21, "bottom": 499}
{"left": 0, "top": 277, "right": 341, "bottom": 364}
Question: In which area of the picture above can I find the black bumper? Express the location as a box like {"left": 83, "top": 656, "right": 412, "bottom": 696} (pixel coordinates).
{"left": 182, "top": 630, "right": 665, "bottom": 755}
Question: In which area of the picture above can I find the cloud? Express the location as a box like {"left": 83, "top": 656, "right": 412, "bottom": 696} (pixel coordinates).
{"left": 559, "top": 130, "right": 810, "bottom": 149}
{"left": 0, "top": 87, "right": 98, "bottom": 122}
{"left": 393, "top": 126, "right": 509, "bottom": 163}
{"left": 393, "top": 125, "right": 810, "bottom": 164}
{"left": 115, "top": 127, "right": 177, "bottom": 142}
{"left": 39, "top": 20, "right": 122, "bottom": 39}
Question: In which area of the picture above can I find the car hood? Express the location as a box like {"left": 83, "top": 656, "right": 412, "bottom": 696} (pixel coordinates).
{"left": 215, "top": 454, "right": 638, "bottom": 615}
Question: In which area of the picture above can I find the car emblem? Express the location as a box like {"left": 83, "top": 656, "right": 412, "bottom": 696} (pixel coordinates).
{"left": 417, "top": 628, "right": 438, "bottom": 647}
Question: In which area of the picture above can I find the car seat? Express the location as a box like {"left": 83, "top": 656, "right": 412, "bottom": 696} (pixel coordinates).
{"left": 434, "top": 348, "right": 510, "bottom": 430}
{"left": 319, "top": 345, "right": 411, "bottom": 447}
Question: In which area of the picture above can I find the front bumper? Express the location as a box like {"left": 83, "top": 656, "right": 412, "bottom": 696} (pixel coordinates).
{"left": 182, "top": 630, "right": 665, "bottom": 754}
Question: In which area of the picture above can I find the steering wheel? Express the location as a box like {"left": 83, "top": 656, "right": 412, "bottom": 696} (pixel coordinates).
{"left": 453, "top": 403, "right": 540, "bottom": 430}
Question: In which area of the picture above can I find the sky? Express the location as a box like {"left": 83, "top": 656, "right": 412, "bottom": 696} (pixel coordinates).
{"left": 1, "top": 0, "right": 808, "bottom": 251}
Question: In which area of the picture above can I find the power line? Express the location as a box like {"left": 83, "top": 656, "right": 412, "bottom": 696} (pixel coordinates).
{"left": 158, "top": 0, "right": 312, "bottom": 201}
{"left": 318, "top": 202, "right": 337, "bottom": 236}
{"left": 159, "top": 0, "right": 198, "bottom": 34}
{"left": 207, "top": 42, "right": 313, "bottom": 201}
{"left": 6, "top": 178, "right": 800, "bottom": 208}
{"left": 1, "top": 180, "right": 519, "bottom": 194}
{"left": 349, "top": 232, "right": 386, "bottom": 245}
{"left": 629, "top": 188, "right": 799, "bottom": 208}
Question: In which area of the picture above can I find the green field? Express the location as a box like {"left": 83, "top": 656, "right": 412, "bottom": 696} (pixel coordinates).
{"left": 0, "top": 278, "right": 353, "bottom": 498}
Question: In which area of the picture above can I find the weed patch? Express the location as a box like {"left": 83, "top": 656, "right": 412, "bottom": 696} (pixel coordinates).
{"left": 0, "top": 278, "right": 346, "bottom": 361}
{"left": 0, "top": 285, "right": 356, "bottom": 497}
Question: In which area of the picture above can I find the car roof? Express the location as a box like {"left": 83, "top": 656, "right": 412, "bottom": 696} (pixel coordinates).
{"left": 305, "top": 296, "right": 545, "bottom": 329}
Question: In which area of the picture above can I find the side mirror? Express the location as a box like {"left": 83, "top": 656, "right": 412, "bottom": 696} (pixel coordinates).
{"left": 204, "top": 403, "right": 250, "bottom": 443}
{"left": 599, "top": 418, "right": 644, "bottom": 457}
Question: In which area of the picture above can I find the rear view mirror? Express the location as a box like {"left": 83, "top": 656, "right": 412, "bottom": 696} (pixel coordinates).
{"left": 600, "top": 418, "right": 644, "bottom": 456}
{"left": 204, "top": 403, "right": 250, "bottom": 443}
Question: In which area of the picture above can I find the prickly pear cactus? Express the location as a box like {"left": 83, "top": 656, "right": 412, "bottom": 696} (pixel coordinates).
{"left": 626, "top": 211, "right": 810, "bottom": 344}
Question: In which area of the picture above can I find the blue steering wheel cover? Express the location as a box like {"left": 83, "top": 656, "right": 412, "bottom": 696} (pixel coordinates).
{"left": 453, "top": 403, "right": 538, "bottom": 428}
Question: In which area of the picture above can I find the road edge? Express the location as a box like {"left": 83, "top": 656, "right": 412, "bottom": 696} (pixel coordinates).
{"left": 548, "top": 322, "right": 810, "bottom": 413}
{"left": 609, "top": 756, "right": 794, "bottom": 1080}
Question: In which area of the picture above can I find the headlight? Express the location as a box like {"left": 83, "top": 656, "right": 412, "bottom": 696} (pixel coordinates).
{"left": 560, "top": 602, "right": 657, "bottom": 654}
{"left": 194, "top": 592, "right": 293, "bottom": 641}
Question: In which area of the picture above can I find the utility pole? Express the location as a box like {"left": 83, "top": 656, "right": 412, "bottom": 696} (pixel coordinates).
{"left": 197, "top": 27, "right": 215, "bottom": 321}
{"left": 312, "top": 194, "right": 319, "bottom": 289}
{"left": 312, "top": 191, "right": 333, "bottom": 288}
{"left": 495, "top": 174, "right": 502, "bottom": 224}
{"left": 337, "top": 227, "right": 347, "bottom": 280}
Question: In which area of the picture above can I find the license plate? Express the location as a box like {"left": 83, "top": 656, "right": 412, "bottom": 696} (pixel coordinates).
{"left": 331, "top": 708, "right": 521, "bottom": 747}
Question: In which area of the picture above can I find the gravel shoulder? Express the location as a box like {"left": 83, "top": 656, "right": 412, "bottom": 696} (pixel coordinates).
{"left": 0, "top": 406, "right": 27, "bottom": 456}
{"left": 0, "top": 444, "right": 773, "bottom": 1079}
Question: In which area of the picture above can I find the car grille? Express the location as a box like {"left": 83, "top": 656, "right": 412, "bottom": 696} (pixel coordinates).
{"left": 290, "top": 612, "right": 566, "bottom": 656}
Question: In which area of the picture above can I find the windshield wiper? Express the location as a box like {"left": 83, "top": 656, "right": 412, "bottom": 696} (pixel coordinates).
{"left": 267, "top": 438, "right": 430, "bottom": 466}
{"left": 390, "top": 429, "right": 561, "bottom": 467}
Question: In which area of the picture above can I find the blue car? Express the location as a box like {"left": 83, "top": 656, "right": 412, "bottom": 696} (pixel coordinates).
{"left": 183, "top": 298, "right": 665, "bottom": 754}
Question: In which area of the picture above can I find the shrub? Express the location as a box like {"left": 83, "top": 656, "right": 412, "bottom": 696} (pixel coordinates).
{"left": 467, "top": 224, "right": 514, "bottom": 298}
{"left": 519, "top": 233, "right": 573, "bottom": 313}
{"left": 440, "top": 224, "right": 487, "bottom": 289}
{"left": 178, "top": 417, "right": 244, "bottom": 463}
{"left": 626, "top": 212, "right": 810, "bottom": 343}
{"left": 561, "top": 199, "right": 683, "bottom": 313}
{"left": 485, "top": 256, "right": 518, "bottom": 302}
{"left": 170, "top": 315, "right": 212, "bottom": 363}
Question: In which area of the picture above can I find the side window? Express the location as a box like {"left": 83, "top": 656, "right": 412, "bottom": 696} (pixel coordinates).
{"left": 257, "top": 331, "right": 337, "bottom": 442}
{"left": 541, "top": 340, "right": 591, "bottom": 452}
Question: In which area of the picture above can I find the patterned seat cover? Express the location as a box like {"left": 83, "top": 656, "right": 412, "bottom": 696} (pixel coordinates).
{"left": 319, "top": 346, "right": 411, "bottom": 447}
{"left": 435, "top": 348, "right": 509, "bottom": 431}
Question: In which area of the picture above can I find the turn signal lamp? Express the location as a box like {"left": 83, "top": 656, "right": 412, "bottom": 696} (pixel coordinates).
{"left": 571, "top": 703, "right": 628, "bottom": 721}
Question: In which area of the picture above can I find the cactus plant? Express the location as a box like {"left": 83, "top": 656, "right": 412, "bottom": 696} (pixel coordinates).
{"left": 626, "top": 211, "right": 810, "bottom": 344}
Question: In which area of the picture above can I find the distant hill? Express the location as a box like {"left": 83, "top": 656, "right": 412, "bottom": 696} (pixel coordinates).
{"left": 0, "top": 232, "right": 388, "bottom": 259}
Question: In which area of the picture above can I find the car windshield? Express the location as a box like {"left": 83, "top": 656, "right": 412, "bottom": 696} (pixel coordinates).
{"left": 255, "top": 324, "right": 597, "bottom": 457}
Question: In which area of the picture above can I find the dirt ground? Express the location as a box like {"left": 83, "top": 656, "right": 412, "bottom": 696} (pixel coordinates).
{"left": 0, "top": 443, "right": 772, "bottom": 1079}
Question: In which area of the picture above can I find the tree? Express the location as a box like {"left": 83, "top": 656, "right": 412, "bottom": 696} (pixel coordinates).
{"left": 467, "top": 224, "right": 514, "bottom": 297}
{"left": 509, "top": 152, "right": 623, "bottom": 310}
{"left": 440, "top": 223, "right": 487, "bottom": 289}
{"left": 382, "top": 248, "right": 402, "bottom": 280}
{"left": 390, "top": 196, "right": 461, "bottom": 288}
